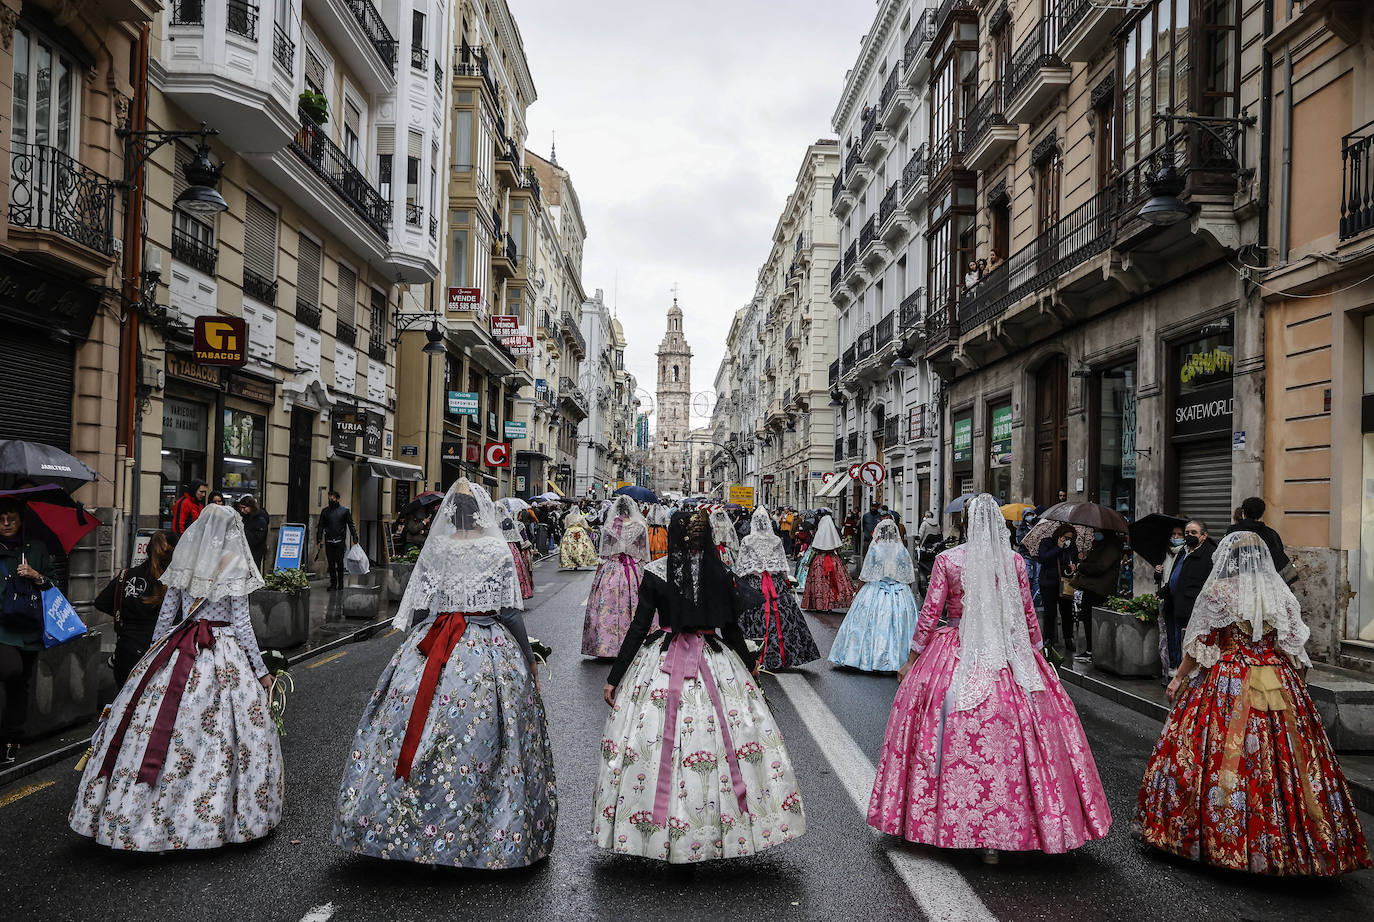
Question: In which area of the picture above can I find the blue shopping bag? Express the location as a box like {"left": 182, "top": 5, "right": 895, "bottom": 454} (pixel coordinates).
{"left": 41, "top": 585, "right": 87, "bottom": 648}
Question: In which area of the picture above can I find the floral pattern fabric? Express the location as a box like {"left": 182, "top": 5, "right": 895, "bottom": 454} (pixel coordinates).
{"left": 736, "top": 571, "right": 821, "bottom": 670}
{"left": 69, "top": 590, "right": 283, "bottom": 851}
{"left": 801, "top": 550, "right": 855, "bottom": 611}
{"left": 509, "top": 541, "right": 534, "bottom": 600}
{"left": 1135, "top": 625, "right": 1371, "bottom": 876}
{"left": 868, "top": 551, "right": 1112, "bottom": 852}
{"left": 828, "top": 577, "right": 920, "bottom": 672}
{"left": 333, "top": 616, "right": 557, "bottom": 868}
{"left": 560, "top": 524, "right": 599, "bottom": 570}
{"left": 593, "top": 633, "right": 806, "bottom": 862}
{"left": 583, "top": 553, "right": 642, "bottom": 657}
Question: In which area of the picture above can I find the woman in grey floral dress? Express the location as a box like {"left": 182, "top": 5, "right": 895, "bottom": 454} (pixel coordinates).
{"left": 70, "top": 504, "right": 283, "bottom": 851}
{"left": 333, "top": 479, "right": 556, "bottom": 868}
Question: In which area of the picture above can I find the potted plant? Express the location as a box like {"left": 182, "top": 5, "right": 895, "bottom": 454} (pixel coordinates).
{"left": 250, "top": 567, "right": 311, "bottom": 650}
{"left": 298, "top": 90, "right": 328, "bottom": 126}
{"left": 384, "top": 545, "right": 420, "bottom": 602}
{"left": 1090, "top": 592, "right": 1163, "bottom": 677}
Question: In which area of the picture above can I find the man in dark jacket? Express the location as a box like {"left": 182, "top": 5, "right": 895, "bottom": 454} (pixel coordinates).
{"left": 171, "top": 479, "right": 206, "bottom": 536}
{"left": 316, "top": 490, "right": 359, "bottom": 590}
{"left": 1162, "top": 519, "right": 1217, "bottom": 670}
{"left": 1226, "top": 496, "right": 1290, "bottom": 577}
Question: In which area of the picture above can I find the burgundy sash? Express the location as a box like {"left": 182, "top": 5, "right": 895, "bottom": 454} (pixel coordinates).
{"left": 98, "top": 618, "right": 229, "bottom": 786}
{"left": 394, "top": 611, "right": 475, "bottom": 780}
{"left": 759, "top": 572, "right": 784, "bottom": 666}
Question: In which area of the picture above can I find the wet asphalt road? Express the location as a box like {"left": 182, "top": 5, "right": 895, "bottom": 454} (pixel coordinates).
{"left": 1, "top": 559, "right": 1371, "bottom": 922}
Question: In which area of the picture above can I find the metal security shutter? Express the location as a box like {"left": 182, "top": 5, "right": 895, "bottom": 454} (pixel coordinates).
{"left": 336, "top": 264, "right": 357, "bottom": 327}
{"left": 0, "top": 329, "right": 73, "bottom": 450}
{"left": 297, "top": 233, "right": 321, "bottom": 305}
{"left": 243, "top": 195, "right": 277, "bottom": 279}
{"left": 1176, "top": 439, "right": 1232, "bottom": 534}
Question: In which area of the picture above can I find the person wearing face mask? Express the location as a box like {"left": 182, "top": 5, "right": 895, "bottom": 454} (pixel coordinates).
{"left": 316, "top": 490, "right": 359, "bottom": 590}
{"left": 0, "top": 497, "right": 56, "bottom": 763}
{"left": 1160, "top": 520, "right": 1217, "bottom": 669}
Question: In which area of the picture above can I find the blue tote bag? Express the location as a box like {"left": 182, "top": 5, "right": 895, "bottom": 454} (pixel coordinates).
{"left": 42, "top": 585, "right": 87, "bottom": 647}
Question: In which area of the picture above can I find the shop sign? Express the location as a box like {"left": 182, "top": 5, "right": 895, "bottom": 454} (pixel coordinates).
{"left": 162, "top": 398, "right": 207, "bottom": 452}
{"left": 534, "top": 378, "right": 547, "bottom": 392}
{"left": 1178, "top": 346, "right": 1233, "bottom": 387}
{"left": 166, "top": 352, "right": 224, "bottom": 390}
{"left": 484, "top": 442, "right": 511, "bottom": 468}
{"left": 761, "top": 474, "right": 775, "bottom": 484}
{"left": 504, "top": 420, "right": 527, "bottom": 440}
{"left": 363, "top": 411, "right": 384, "bottom": 456}
{"left": 729, "top": 485, "right": 755, "bottom": 507}
{"left": 193, "top": 316, "right": 248, "bottom": 367}
{"left": 401, "top": 445, "right": 419, "bottom": 457}
{"left": 447, "top": 287, "right": 481, "bottom": 311}
{"left": 516, "top": 475, "right": 526, "bottom": 492}
{"left": 990, "top": 405, "right": 1012, "bottom": 466}
{"left": 0, "top": 252, "right": 99, "bottom": 340}
{"left": 440, "top": 441, "right": 462, "bottom": 461}
{"left": 503, "top": 333, "right": 535, "bottom": 356}
{"left": 1173, "top": 379, "right": 1233, "bottom": 439}
{"left": 908, "top": 405, "right": 924, "bottom": 441}
{"left": 446, "top": 391, "right": 479, "bottom": 418}
{"left": 465, "top": 443, "right": 481, "bottom": 463}
{"left": 227, "top": 372, "right": 275, "bottom": 405}
{"left": 332, "top": 406, "right": 362, "bottom": 454}
{"left": 952, "top": 416, "right": 973, "bottom": 469}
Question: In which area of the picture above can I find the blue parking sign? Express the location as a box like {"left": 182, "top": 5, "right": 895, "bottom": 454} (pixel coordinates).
{"left": 274, "top": 523, "right": 307, "bottom": 570}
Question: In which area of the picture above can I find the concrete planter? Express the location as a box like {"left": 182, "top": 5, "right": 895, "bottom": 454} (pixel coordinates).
{"left": 339, "top": 574, "right": 384, "bottom": 620}
{"left": 249, "top": 587, "right": 311, "bottom": 650}
{"left": 1, "top": 630, "right": 110, "bottom": 742}
{"left": 1090, "top": 606, "right": 1163, "bottom": 677}
{"left": 383, "top": 562, "right": 415, "bottom": 603}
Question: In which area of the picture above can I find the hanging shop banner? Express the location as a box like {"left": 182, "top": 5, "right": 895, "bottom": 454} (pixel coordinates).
{"left": 907, "top": 405, "right": 924, "bottom": 441}
{"left": 503, "top": 332, "right": 535, "bottom": 356}
{"left": 440, "top": 441, "right": 462, "bottom": 462}
{"left": 363, "top": 411, "right": 384, "bottom": 456}
{"left": 728, "top": 485, "right": 755, "bottom": 508}
{"left": 484, "top": 442, "right": 511, "bottom": 468}
{"left": 990, "top": 404, "right": 1013, "bottom": 466}
{"left": 504, "top": 420, "right": 527, "bottom": 440}
{"left": 952, "top": 416, "right": 973, "bottom": 472}
{"left": 447, "top": 391, "right": 479, "bottom": 418}
{"left": 761, "top": 474, "right": 775, "bottom": 484}
{"left": 447, "top": 287, "right": 481, "bottom": 312}
{"left": 193, "top": 316, "right": 248, "bottom": 367}
{"left": 331, "top": 406, "right": 362, "bottom": 455}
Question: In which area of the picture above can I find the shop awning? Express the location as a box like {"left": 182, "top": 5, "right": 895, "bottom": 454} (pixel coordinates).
{"left": 367, "top": 457, "right": 424, "bottom": 481}
{"left": 517, "top": 447, "right": 553, "bottom": 460}
{"left": 816, "top": 471, "right": 852, "bottom": 499}
{"left": 545, "top": 479, "right": 565, "bottom": 497}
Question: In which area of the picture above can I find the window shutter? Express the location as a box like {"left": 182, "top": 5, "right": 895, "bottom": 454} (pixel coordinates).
{"left": 337, "top": 264, "right": 357, "bottom": 327}
{"left": 297, "top": 233, "right": 321, "bottom": 305}
{"left": 376, "top": 125, "right": 394, "bottom": 151}
{"left": 407, "top": 130, "right": 423, "bottom": 159}
{"left": 173, "top": 144, "right": 192, "bottom": 201}
{"left": 345, "top": 101, "right": 360, "bottom": 136}
{"left": 243, "top": 196, "right": 277, "bottom": 278}
{"left": 305, "top": 47, "right": 325, "bottom": 92}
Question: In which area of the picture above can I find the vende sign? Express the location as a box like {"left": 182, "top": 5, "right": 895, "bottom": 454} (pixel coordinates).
{"left": 490, "top": 315, "right": 519, "bottom": 336}
{"left": 447, "top": 287, "right": 481, "bottom": 311}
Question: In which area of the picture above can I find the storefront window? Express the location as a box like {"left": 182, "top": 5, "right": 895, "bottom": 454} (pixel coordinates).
{"left": 987, "top": 402, "right": 1012, "bottom": 504}
{"left": 1096, "top": 362, "right": 1138, "bottom": 519}
{"left": 221, "top": 408, "right": 265, "bottom": 501}
{"left": 160, "top": 397, "right": 209, "bottom": 527}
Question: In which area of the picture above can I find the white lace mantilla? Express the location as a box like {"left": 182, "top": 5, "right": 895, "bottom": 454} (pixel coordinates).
{"left": 161, "top": 504, "right": 264, "bottom": 603}
{"left": 859, "top": 520, "right": 915, "bottom": 584}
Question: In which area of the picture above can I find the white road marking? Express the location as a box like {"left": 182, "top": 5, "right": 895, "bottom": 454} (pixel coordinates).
{"left": 776, "top": 673, "right": 998, "bottom": 922}
{"left": 299, "top": 903, "right": 336, "bottom": 922}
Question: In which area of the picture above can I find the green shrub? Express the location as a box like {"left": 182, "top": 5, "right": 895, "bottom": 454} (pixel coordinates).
{"left": 262, "top": 567, "right": 310, "bottom": 595}
{"left": 1104, "top": 592, "right": 1160, "bottom": 622}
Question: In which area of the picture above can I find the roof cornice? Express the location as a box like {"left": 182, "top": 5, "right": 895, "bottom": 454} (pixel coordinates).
{"left": 831, "top": 0, "right": 904, "bottom": 133}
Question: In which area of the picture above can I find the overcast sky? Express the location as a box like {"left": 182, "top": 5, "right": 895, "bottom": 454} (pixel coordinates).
{"left": 514, "top": 0, "right": 876, "bottom": 427}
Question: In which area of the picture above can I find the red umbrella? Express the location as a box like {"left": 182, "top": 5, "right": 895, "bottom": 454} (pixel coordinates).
{"left": 0, "top": 483, "right": 100, "bottom": 554}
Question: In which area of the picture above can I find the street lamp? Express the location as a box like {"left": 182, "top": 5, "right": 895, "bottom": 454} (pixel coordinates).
{"left": 395, "top": 313, "right": 448, "bottom": 487}
{"left": 1139, "top": 164, "right": 1188, "bottom": 226}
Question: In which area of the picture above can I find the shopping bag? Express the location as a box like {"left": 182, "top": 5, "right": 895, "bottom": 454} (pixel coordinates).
{"left": 41, "top": 585, "right": 87, "bottom": 648}
{"left": 344, "top": 543, "right": 371, "bottom": 575}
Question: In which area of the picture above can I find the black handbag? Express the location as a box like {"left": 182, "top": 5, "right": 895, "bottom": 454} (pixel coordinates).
{"left": 0, "top": 561, "right": 43, "bottom": 631}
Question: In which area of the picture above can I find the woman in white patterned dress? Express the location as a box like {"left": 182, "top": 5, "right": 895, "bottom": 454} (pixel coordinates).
{"left": 70, "top": 504, "right": 283, "bottom": 851}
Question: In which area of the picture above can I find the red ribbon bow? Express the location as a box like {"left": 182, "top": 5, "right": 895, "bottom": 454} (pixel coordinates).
{"left": 394, "top": 612, "right": 471, "bottom": 780}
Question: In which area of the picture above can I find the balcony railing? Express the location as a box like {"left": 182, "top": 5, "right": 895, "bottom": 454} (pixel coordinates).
{"left": 1006, "top": 17, "right": 1064, "bottom": 106}
{"left": 860, "top": 111, "right": 877, "bottom": 149}
{"left": 858, "top": 215, "right": 877, "bottom": 253}
{"left": 227, "top": 0, "right": 258, "bottom": 40}
{"left": 879, "top": 182, "right": 899, "bottom": 227}
{"left": 411, "top": 44, "right": 428, "bottom": 71}
{"left": 456, "top": 39, "right": 498, "bottom": 100}
{"left": 171, "top": 226, "right": 218, "bottom": 275}
{"left": 368, "top": 334, "right": 386, "bottom": 362}
{"left": 273, "top": 22, "right": 295, "bottom": 70}
{"left": 1341, "top": 119, "right": 1374, "bottom": 240}
{"left": 562, "top": 311, "right": 585, "bottom": 353}
{"left": 843, "top": 240, "right": 857, "bottom": 274}
{"left": 963, "top": 80, "right": 1007, "bottom": 154}
{"left": 924, "top": 301, "right": 956, "bottom": 351}
{"left": 290, "top": 110, "right": 390, "bottom": 237}
{"left": 832, "top": 172, "right": 844, "bottom": 203}
{"left": 830, "top": 263, "right": 843, "bottom": 292}
{"left": 243, "top": 267, "right": 278, "bottom": 306}
{"left": 296, "top": 298, "right": 321, "bottom": 330}
{"left": 434, "top": 60, "right": 445, "bottom": 94}
{"left": 878, "top": 66, "right": 899, "bottom": 115}
{"left": 900, "top": 288, "right": 923, "bottom": 329}
{"left": 170, "top": 0, "right": 203, "bottom": 25}
{"left": 960, "top": 187, "right": 1114, "bottom": 332}
{"left": 347, "top": 0, "right": 398, "bottom": 73}
{"left": 843, "top": 343, "right": 856, "bottom": 371}
{"left": 884, "top": 417, "right": 899, "bottom": 446}
{"left": 336, "top": 320, "right": 357, "bottom": 347}
{"left": 875, "top": 313, "right": 894, "bottom": 348}
{"left": 1061, "top": 0, "right": 1096, "bottom": 36}
{"left": 785, "top": 321, "right": 794, "bottom": 343}
{"left": 929, "top": 130, "right": 960, "bottom": 177}
{"left": 7, "top": 143, "right": 116, "bottom": 255}
{"left": 856, "top": 328, "right": 874, "bottom": 359}
{"left": 845, "top": 144, "right": 860, "bottom": 174}
{"left": 405, "top": 202, "right": 423, "bottom": 227}
{"left": 933, "top": 0, "right": 977, "bottom": 40}
{"left": 834, "top": 437, "right": 844, "bottom": 462}
{"left": 902, "top": 144, "right": 928, "bottom": 192}
{"left": 429, "top": 214, "right": 438, "bottom": 239}
{"left": 828, "top": 359, "right": 839, "bottom": 389}
{"left": 904, "top": 9, "right": 935, "bottom": 68}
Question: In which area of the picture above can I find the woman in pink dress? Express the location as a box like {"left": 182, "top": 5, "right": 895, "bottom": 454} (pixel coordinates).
{"left": 868, "top": 493, "right": 1111, "bottom": 863}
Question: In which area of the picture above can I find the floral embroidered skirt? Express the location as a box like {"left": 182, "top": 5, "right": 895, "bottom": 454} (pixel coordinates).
{"left": 828, "top": 578, "right": 920, "bottom": 672}
{"left": 509, "top": 541, "right": 534, "bottom": 599}
{"left": 1135, "top": 631, "right": 1371, "bottom": 876}
{"left": 869, "top": 624, "right": 1112, "bottom": 852}
{"left": 648, "top": 525, "right": 668, "bottom": 561}
{"left": 801, "top": 550, "right": 855, "bottom": 611}
{"left": 736, "top": 572, "right": 821, "bottom": 670}
{"left": 333, "top": 619, "right": 558, "bottom": 868}
{"left": 560, "top": 528, "right": 599, "bottom": 569}
{"left": 593, "top": 632, "right": 806, "bottom": 862}
{"left": 583, "top": 554, "right": 642, "bottom": 657}
{"left": 69, "top": 624, "right": 283, "bottom": 851}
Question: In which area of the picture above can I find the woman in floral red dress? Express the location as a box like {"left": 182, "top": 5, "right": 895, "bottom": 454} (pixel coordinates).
{"left": 1135, "top": 531, "right": 1371, "bottom": 876}
{"left": 801, "top": 513, "right": 855, "bottom": 612}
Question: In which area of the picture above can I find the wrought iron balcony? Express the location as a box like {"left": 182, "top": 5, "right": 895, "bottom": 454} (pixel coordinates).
{"left": 7, "top": 143, "right": 117, "bottom": 256}
{"left": 430, "top": 215, "right": 438, "bottom": 239}
{"left": 290, "top": 109, "right": 390, "bottom": 237}
{"left": 858, "top": 215, "right": 877, "bottom": 254}
{"left": 860, "top": 110, "right": 877, "bottom": 149}
{"left": 561, "top": 311, "right": 586, "bottom": 354}
{"left": 875, "top": 313, "right": 894, "bottom": 348}
{"left": 456, "top": 39, "right": 498, "bottom": 100}
{"left": 1342, "top": 119, "right": 1374, "bottom": 240}
{"left": 243, "top": 267, "right": 278, "bottom": 306}
{"left": 904, "top": 9, "right": 935, "bottom": 69}
{"left": 834, "top": 437, "right": 844, "bottom": 462}
{"left": 842, "top": 343, "right": 856, "bottom": 372}
{"left": 434, "top": 60, "right": 445, "bottom": 94}
{"left": 829, "top": 359, "right": 839, "bottom": 389}
{"left": 924, "top": 301, "right": 956, "bottom": 353}
{"left": 368, "top": 334, "right": 387, "bottom": 362}
{"left": 878, "top": 67, "right": 899, "bottom": 116}
{"left": 171, "top": 226, "right": 218, "bottom": 275}
{"left": 843, "top": 240, "right": 857, "bottom": 275}
{"left": 405, "top": 202, "right": 423, "bottom": 227}
{"left": 902, "top": 144, "right": 927, "bottom": 193}
{"left": 411, "top": 44, "right": 427, "bottom": 71}
{"left": 226, "top": 0, "right": 258, "bottom": 39}
{"left": 336, "top": 320, "right": 357, "bottom": 347}
{"left": 928, "top": 131, "right": 961, "bottom": 177}
{"left": 171, "top": 0, "right": 203, "bottom": 25}
{"left": 884, "top": 417, "right": 899, "bottom": 446}
{"left": 879, "top": 182, "right": 899, "bottom": 227}
{"left": 963, "top": 80, "right": 1008, "bottom": 155}
{"left": 1006, "top": 18, "right": 1063, "bottom": 105}
{"left": 348, "top": 0, "right": 397, "bottom": 73}
{"left": 296, "top": 298, "right": 321, "bottom": 330}
{"left": 856, "top": 327, "right": 874, "bottom": 360}
{"left": 273, "top": 22, "right": 295, "bottom": 70}
{"left": 844, "top": 144, "right": 860, "bottom": 175}
{"left": 830, "top": 262, "right": 843, "bottom": 292}
{"left": 847, "top": 432, "right": 859, "bottom": 458}
{"left": 899, "top": 288, "right": 923, "bottom": 330}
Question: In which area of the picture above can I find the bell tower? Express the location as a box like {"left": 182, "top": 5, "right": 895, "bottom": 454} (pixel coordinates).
{"left": 653, "top": 298, "right": 692, "bottom": 491}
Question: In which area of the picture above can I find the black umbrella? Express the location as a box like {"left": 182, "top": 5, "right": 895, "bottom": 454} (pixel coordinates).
{"left": 1037, "top": 501, "right": 1130, "bottom": 534}
{"left": 397, "top": 490, "right": 444, "bottom": 518}
{"left": 0, "top": 439, "right": 97, "bottom": 493}
{"left": 1129, "top": 512, "right": 1188, "bottom": 567}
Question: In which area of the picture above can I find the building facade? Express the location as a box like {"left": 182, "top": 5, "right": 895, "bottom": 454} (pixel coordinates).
{"left": 576, "top": 291, "right": 614, "bottom": 497}
{"left": 651, "top": 299, "right": 692, "bottom": 492}
{"left": 827, "top": 1, "right": 942, "bottom": 530}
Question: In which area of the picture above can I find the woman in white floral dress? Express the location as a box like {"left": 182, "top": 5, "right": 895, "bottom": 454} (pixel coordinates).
{"left": 70, "top": 504, "right": 283, "bottom": 851}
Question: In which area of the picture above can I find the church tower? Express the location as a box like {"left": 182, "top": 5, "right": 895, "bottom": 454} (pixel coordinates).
{"left": 653, "top": 298, "right": 692, "bottom": 492}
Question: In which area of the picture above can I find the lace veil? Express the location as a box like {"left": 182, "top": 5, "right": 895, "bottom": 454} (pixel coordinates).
{"left": 161, "top": 503, "right": 264, "bottom": 602}
{"left": 1182, "top": 531, "right": 1310, "bottom": 666}
{"left": 392, "top": 479, "right": 520, "bottom": 630}
{"left": 647, "top": 504, "right": 671, "bottom": 528}
{"left": 947, "top": 494, "right": 1043, "bottom": 713}
{"left": 497, "top": 512, "right": 521, "bottom": 544}
{"left": 709, "top": 507, "right": 739, "bottom": 558}
{"left": 599, "top": 495, "right": 649, "bottom": 560}
{"left": 811, "top": 514, "right": 842, "bottom": 551}
{"left": 735, "top": 506, "right": 789, "bottom": 576}
{"left": 860, "top": 519, "right": 915, "bottom": 584}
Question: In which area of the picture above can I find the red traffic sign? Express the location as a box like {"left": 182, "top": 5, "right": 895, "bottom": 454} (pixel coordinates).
{"left": 193, "top": 316, "right": 247, "bottom": 367}
{"left": 820, "top": 472, "right": 835, "bottom": 486}
{"left": 847, "top": 463, "right": 862, "bottom": 479}
{"left": 483, "top": 442, "right": 511, "bottom": 468}
{"left": 859, "top": 461, "right": 887, "bottom": 486}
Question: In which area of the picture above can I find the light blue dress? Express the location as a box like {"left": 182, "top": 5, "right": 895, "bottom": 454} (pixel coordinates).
{"left": 795, "top": 547, "right": 815, "bottom": 594}
{"left": 827, "top": 521, "right": 919, "bottom": 672}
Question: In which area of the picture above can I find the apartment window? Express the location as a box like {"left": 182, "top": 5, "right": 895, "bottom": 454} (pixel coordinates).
{"left": 411, "top": 10, "right": 427, "bottom": 69}
{"left": 336, "top": 263, "right": 357, "bottom": 330}
{"left": 243, "top": 195, "right": 278, "bottom": 297}
{"left": 12, "top": 23, "right": 81, "bottom": 153}
{"left": 449, "top": 227, "right": 469, "bottom": 287}
{"left": 369, "top": 288, "right": 387, "bottom": 343}
{"left": 1119, "top": 0, "right": 1196, "bottom": 169}
{"left": 297, "top": 233, "right": 322, "bottom": 306}
{"left": 1095, "top": 93, "right": 1118, "bottom": 191}
{"left": 452, "top": 108, "right": 473, "bottom": 169}
{"left": 344, "top": 100, "right": 361, "bottom": 165}
{"left": 304, "top": 46, "right": 325, "bottom": 98}
{"left": 173, "top": 143, "right": 216, "bottom": 256}
{"left": 1198, "top": 0, "right": 1235, "bottom": 117}
{"left": 406, "top": 130, "right": 422, "bottom": 220}
{"left": 1036, "top": 149, "right": 1061, "bottom": 234}
{"left": 990, "top": 196, "right": 1010, "bottom": 260}
{"left": 991, "top": 20, "right": 1011, "bottom": 88}
{"left": 376, "top": 125, "right": 394, "bottom": 202}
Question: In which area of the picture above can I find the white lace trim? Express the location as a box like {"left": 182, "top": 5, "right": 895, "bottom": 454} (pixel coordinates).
{"left": 735, "top": 507, "right": 789, "bottom": 576}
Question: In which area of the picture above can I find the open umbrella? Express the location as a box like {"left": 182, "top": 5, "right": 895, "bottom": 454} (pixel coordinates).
{"left": 1019, "top": 517, "right": 1095, "bottom": 562}
{"left": 0, "top": 439, "right": 97, "bottom": 493}
{"left": 497, "top": 497, "right": 530, "bottom": 514}
{"left": 944, "top": 493, "right": 978, "bottom": 515}
{"left": 614, "top": 484, "right": 658, "bottom": 503}
{"left": 398, "top": 490, "right": 444, "bottom": 519}
{"left": 1000, "top": 502, "right": 1035, "bottom": 522}
{"left": 0, "top": 483, "right": 100, "bottom": 554}
{"left": 1128, "top": 512, "right": 1188, "bottom": 567}
{"left": 532, "top": 491, "right": 562, "bottom": 502}
{"left": 1037, "top": 501, "right": 1129, "bottom": 534}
